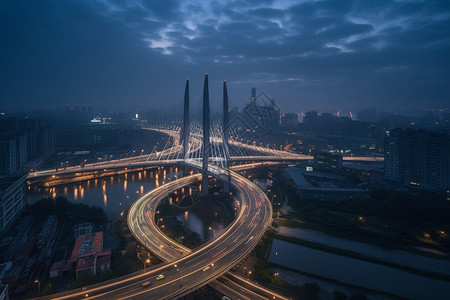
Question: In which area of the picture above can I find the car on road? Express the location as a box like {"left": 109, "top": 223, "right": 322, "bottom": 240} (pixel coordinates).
{"left": 156, "top": 274, "right": 165, "bottom": 280}
{"left": 202, "top": 266, "right": 210, "bottom": 271}
{"left": 141, "top": 281, "right": 151, "bottom": 288}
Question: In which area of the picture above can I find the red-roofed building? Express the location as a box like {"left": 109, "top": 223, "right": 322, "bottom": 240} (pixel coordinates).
{"left": 49, "top": 260, "right": 68, "bottom": 278}
{"left": 69, "top": 232, "right": 111, "bottom": 278}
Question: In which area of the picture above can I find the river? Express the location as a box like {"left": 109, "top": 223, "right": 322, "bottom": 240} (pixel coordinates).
{"left": 27, "top": 167, "right": 228, "bottom": 241}
{"left": 269, "top": 239, "right": 450, "bottom": 299}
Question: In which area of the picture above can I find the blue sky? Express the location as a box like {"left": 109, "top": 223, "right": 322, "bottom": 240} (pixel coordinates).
{"left": 1, "top": 0, "right": 449, "bottom": 112}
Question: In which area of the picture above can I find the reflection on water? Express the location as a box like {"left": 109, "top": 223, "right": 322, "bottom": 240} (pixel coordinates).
{"left": 172, "top": 197, "right": 231, "bottom": 242}
{"left": 269, "top": 239, "right": 450, "bottom": 299}
{"left": 27, "top": 167, "right": 181, "bottom": 220}
{"left": 177, "top": 211, "right": 205, "bottom": 240}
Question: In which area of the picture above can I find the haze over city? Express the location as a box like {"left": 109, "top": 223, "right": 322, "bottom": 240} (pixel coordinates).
{"left": 1, "top": 1, "right": 450, "bottom": 300}
{"left": 2, "top": 0, "right": 450, "bottom": 112}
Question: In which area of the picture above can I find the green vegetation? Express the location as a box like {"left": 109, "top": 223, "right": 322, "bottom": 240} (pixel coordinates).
{"left": 71, "top": 218, "right": 143, "bottom": 288}
{"left": 157, "top": 203, "right": 202, "bottom": 248}
{"left": 334, "top": 290, "right": 347, "bottom": 300}
{"left": 278, "top": 177, "right": 450, "bottom": 250}
{"left": 251, "top": 231, "right": 321, "bottom": 300}
{"left": 72, "top": 270, "right": 116, "bottom": 288}
{"left": 41, "top": 283, "right": 53, "bottom": 296}
{"left": 160, "top": 215, "right": 202, "bottom": 248}
{"left": 115, "top": 218, "right": 128, "bottom": 250}
{"left": 27, "top": 196, "right": 108, "bottom": 225}
{"left": 272, "top": 232, "right": 450, "bottom": 281}
{"left": 27, "top": 197, "right": 147, "bottom": 292}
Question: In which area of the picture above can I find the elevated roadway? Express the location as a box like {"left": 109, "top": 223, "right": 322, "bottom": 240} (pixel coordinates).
{"left": 43, "top": 164, "right": 286, "bottom": 300}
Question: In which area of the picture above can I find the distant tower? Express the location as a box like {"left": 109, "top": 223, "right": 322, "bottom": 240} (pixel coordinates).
{"left": 181, "top": 79, "right": 190, "bottom": 159}
{"left": 202, "top": 73, "right": 210, "bottom": 196}
{"left": 251, "top": 88, "right": 256, "bottom": 103}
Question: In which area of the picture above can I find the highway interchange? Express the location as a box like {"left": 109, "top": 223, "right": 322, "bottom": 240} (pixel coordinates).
{"left": 30, "top": 126, "right": 383, "bottom": 299}
{"left": 42, "top": 163, "right": 288, "bottom": 300}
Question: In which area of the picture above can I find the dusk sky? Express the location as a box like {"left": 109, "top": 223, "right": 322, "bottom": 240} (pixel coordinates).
{"left": 1, "top": 0, "right": 450, "bottom": 113}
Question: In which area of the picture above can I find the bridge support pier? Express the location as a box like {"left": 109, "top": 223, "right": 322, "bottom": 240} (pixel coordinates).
{"left": 202, "top": 73, "right": 210, "bottom": 196}
{"left": 182, "top": 79, "right": 190, "bottom": 159}
{"left": 223, "top": 80, "right": 231, "bottom": 194}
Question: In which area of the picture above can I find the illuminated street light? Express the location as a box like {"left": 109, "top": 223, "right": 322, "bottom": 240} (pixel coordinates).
{"left": 208, "top": 226, "right": 216, "bottom": 236}
{"left": 144, "top": 259, "right": 151, "bottom": 271}
{"left": 34, "top": 279, "right": 40, "bottom": 296}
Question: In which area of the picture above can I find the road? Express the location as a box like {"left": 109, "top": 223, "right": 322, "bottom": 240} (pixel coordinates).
{"left": 43, "top": 164, "right": 283, "bottom": 300}
{"left": 126, "top": 162, "right": 289, "bottom": 299}
{"left": 125, "top": 164, "right": 275, "bottom": 299}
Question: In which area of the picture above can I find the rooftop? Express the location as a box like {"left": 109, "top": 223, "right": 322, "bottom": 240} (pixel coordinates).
{"left": 70, "top": 232, "right": 103, "bottom": 262}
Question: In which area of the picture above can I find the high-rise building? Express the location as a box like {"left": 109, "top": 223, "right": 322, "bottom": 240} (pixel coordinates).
{"left": 0, "top": 175, "right": 26, "bottom": 234}
{"left": 0, "top": 139, "right": 18, "bottom": 176}
{"left": 282, "top": 112, "right": 299, "bottom": 127}
{"left": 0, "top": 117, "right": 53, "bottom": 177}
{"left": 384, "top": 128, "right": 450, "bottom": 192}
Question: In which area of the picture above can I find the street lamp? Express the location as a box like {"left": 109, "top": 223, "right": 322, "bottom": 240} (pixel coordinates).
{"left": 34, "top": 279, "right": 40, "bottom": 296}
{"left": 157, "top": 218, "right": 163, "bottom": 226}
{"left": 144, "top": 259, "right": 150, "bottom": 271}
{"left": 208, "top": 226, "right": 216, "bottom": 236}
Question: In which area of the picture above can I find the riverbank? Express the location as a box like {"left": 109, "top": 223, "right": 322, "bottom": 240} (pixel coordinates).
{"left": 277, "top": 225, "right": 450, "bottom": 278}
{"left": 269, "top": 238, "right": 450, "bottom": 299}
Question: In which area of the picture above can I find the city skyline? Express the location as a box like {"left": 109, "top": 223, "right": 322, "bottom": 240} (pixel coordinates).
{"left": 1, "top": 0, "right": 450, "bottom": 112}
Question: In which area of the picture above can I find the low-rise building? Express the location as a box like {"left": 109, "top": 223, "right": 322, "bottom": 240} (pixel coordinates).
{"left": 69, "top": 232, "right": 111, "bottom": 279}
{"left": 284, "top": 167, "right": 367, "bottom": 201}
{"left": 314, "top": 152, "right": 343, "bottom": 171}
{"left": 49, "top": 260, "right": 68, "bottom": 278}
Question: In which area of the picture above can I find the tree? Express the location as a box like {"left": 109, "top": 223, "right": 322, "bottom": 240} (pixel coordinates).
{"left": 301, "top": 283, "right": 320, "bottom": 300}
{"left": 334, "top": 290, "right": 347, "bottom": 300}
{"left": 350, "top": 293, "right": 368, "bottom": 300}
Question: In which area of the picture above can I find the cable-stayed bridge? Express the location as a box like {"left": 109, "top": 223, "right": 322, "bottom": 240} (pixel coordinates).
{"left": 34, "top": 74, "right": 379, "bottom": 300}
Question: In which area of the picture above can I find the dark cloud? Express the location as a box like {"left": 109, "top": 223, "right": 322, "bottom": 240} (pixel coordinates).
{"left": 1, "top": 0, "right": 449, "bottom": 112}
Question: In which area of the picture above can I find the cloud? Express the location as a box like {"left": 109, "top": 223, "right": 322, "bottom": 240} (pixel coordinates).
{"left": 1, "top": 0, "right": 449, "bottom": 111}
